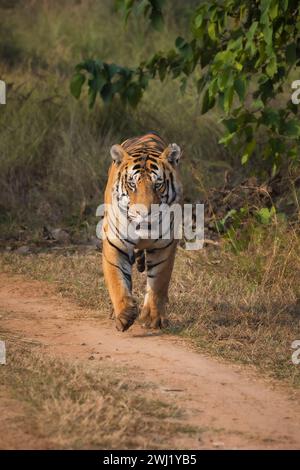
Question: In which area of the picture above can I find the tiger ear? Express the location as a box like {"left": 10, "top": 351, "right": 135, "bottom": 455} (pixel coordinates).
{"left": 162, "top": 143, "right": 182, "bottom": 165}
{"left": 110, "top": 144, "right": 126, "bottom": 164}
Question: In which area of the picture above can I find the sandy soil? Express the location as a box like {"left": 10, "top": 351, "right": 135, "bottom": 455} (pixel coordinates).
{"left": 0, "top": 273, "right": 299, "bottom": 450}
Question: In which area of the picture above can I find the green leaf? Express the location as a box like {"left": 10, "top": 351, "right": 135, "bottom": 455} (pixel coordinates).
{"left": 282, "top": 0, "right": 289, "bottom": 11}
{"left": 208, "top": 22, "right": 217, "bottom": 41}
{"left": 263, "top": 25, "right": 273, "bottom": 45}
{"left": 234, "top": 77, "right": 246, "bottom": 102}
{"left": 234, "top": 62, "right": 243, "bottom": 72}
{"left": 223, "top": 86, "right": 234, "bottom": 113}
{"left": 100, "top": 83, "right": 113, "bottom": 103}
{"left": 219, "top": 132, "right": 236, "bottom": 145}
{"left": 282, "top": 119, "right": 300, "bottom": 137}
{"left": 88, "top": 87, "right": 97, "bottom": 109}
{"left": 266, "top": 56, "right": 277, "bottom": 78}
{"left": 269, "top": 1, "right": 278, "bottom": 20}
{"left": 288, "top": 146, "right": 299, "bottom": 161}
{"left": 107, "top": 63, "right": 122, "bottom": 78}
{"left": 261, "top": 108, "right": 280, "bottom": 128}
{"left": 150, "top": 0, "right": 165, "bottom": 10}
{"left": 241, "top": 139, "right": 256, "bottom": 164}
{"left": 150, "top": 10, "right": 164, "bottom": 31}
{"left": 246, "top": 21, "right": 258, "bottom": 41}
{"left": 241, "top": 153, "right": 249, "bottom": 165}
{"left": 252, "top": 99, "right": 264, "bottom": 110}
{"left": 179, "top": 43, "right": 193, "bottom": 61}
{"left": 286, "top": 43, "right": 297, "bottom": 65}
{"left": 217, "top": 70, "right": 232, "bottom": 92}
{"left": 126, "top": 83, "right": 143, "bottom": 107}
{"left": 194, "top": 13, "right": 203, "bottom": 29}
{"left": 70, "top": 73, "right": 85, "bottom": 99}
{"left": 139, "top": 73, "right": 149, "bottom": 89}
{"left": 222, "top": 117, "right": 238, "bottom": 133}
{"left": 255, "top": 207, "right": 275, "bottom": 225}
{"left": 175, "top": 36, "right": 186, "bottom": 50}
{"left": 201, "top": 88, "right": 215, "bottom": 114}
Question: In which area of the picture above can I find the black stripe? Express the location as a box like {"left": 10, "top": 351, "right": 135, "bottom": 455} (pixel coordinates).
{"left": 147, "top": 156, "right": 159, "bottom": 164}
{"left": 154, "top": 213, "right": 174, "bottom": 241}
{"left": 150, "top": 163, "right": 158, "bottom": 170}
{"left": 106, "top": 235, "right": 134, "bottom": 264}
{"left": 146, "top": 239, "right": 174, "bottom": 253}
{"left": 147, "top": 258, "right": 168, "bottom": 270}
{"left": 107, "top": 215, "right": 128, "bottom": 246}
{"left": 107, "top": 213, "right": 136, "bottom": 246}
{"left": 169, "top": 172, "right": 175, "bottom": 195}
{"left": 103, "top": 253, "right": 132, "bottom": 290}
{"left": 165, "top": 179, "right": 170, "bottom": 199}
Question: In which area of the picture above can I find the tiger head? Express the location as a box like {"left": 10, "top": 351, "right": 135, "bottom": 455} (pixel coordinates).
{"left": 110, "top": 138, "right": 182, "bottom": 222}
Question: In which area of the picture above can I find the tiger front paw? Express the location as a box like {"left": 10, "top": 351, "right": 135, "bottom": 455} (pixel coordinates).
{"left": 115, "top": 305, "right": 138, "bottom": 332}
{"left": 140, "top": 309, "right": 169, "bottom": 329}
{"left": 148, "top": 316, "right": 169, "bottom": 329}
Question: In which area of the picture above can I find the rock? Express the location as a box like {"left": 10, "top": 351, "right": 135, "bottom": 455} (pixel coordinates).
{"left": 16, "top": 245, "right": 30, "bottom": 255}
{"left": 43, "top": 226, "right": 70, "bottom": 243}
{"left": 50, "top": 228, "right": 70, "bottom": 243}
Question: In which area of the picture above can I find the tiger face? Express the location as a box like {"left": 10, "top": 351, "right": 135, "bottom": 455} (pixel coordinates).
{"left": 110, "top": 140, "right": 183, "bottom": 225}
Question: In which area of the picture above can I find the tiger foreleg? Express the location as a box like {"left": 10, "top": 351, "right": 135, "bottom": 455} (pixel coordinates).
{"left": 140, "top": 242, "right": 177, "bottom": 329}
{"left": 102, "top": 239, "right": 137, "bottom": 332}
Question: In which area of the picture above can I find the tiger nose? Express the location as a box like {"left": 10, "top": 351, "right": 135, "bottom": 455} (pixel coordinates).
{"left": 135, "top": 205, "right": 152, "bottom": 217}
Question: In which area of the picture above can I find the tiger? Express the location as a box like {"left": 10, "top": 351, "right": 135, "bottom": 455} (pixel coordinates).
{"left": 102, "top": 132, "right": 182, "bottom": 332}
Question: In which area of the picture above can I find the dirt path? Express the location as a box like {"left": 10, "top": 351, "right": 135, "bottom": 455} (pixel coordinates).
{"left": 0, "top": 273, "right": 300, "bottom": 450}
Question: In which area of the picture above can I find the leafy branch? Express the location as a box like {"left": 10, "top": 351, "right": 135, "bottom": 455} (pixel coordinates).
{"left": 71, "top": 0, "right": 300, "bottom": 173}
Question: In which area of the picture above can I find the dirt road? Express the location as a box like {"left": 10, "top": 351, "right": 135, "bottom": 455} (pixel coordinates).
{"left": 0, "top": 273, "right": 299, "bottom": 449}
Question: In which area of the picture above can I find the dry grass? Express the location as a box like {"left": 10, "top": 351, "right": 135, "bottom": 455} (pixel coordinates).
{"left": 0, "top": 0, "right": 226, "bottom": 240}
{"left": 0, "top": 332, "right": 194, "bottom": 449}
{"left": 0, "top": 250, "right": 107, "bottom": 311}
{"left": 1, "top": 223, "right": 300, "bottom": 386}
